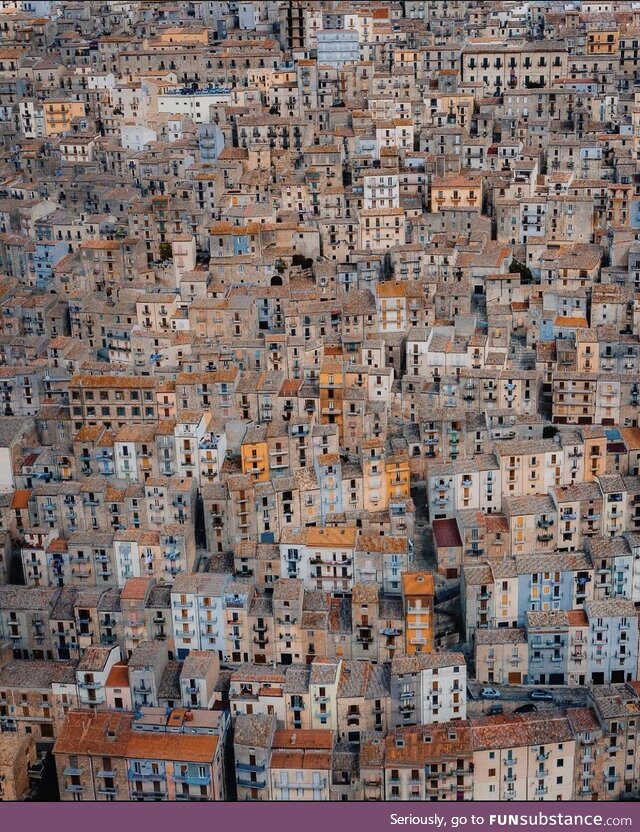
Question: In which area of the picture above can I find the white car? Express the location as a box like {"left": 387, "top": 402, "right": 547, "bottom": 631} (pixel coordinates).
{"left": 481, "top": 687, "right": 501, "bottom": 699}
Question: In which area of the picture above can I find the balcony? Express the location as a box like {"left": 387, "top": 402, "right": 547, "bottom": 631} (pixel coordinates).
{"left": 65, "top": 784, "right": 85, "bottom": 794}
{"left": 78, "top": 680, "right": 102, "bottom": 690}
{"left": 130, "top": 789, "right": 167, "bottom": 800}
{"left": 535, "top": 786, "right": 548, "bottom": 796}
{"left": 356, "top": 633, "right": 374, "bottom": 644}
{"left": 236, "top": 761, "right": 266, "bottom": 773}
{"left": 237, "top": 777, "right": 266, "bottom": 789}
{"left": 127, "top": 765, "right": 166, "bottom": 780}
{"left": 174, "top": 771, "right": 211, "bottom": 786}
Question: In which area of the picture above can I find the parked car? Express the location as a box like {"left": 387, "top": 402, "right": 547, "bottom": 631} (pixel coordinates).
{"left": 514, "top": 703, "right": 538, "bottom": 714}
{"left": 481, "top": 687, "right": 501, "bottom": 699}
{"left": 487, "top": 704, "right": 504, "bottom": 716}
{"left": 529, "top": 689, "right": 554, "bottom": 701}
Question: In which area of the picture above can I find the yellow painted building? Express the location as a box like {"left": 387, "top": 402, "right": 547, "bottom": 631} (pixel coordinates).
{"left": 430, "top": 176, "right": 482, "bottom": 212}
{"left": 376, "top": 282, "right": 408, "bottom": 332}
{"left": 241, "top": 425, "right": 270, "bottom": 483}
{"left": 43, "top": 99, "right": 85, "bottom": 136}
{"left": 586, "top": 27, "right": 619, "bottom": 55}
{"left": 359, "top": 207, "right": 406, "bottom": 251}
{"left": 386, "top": 451, "right": 411, "bottom": 501}
{"left": 319, "top": 361, "right": 344, "bottom": 439}
{"left": 402, "top": 572, "right": 435, "bottom": 655}
{"left": 156, "top": 27, "right": 208, "bottom": 45}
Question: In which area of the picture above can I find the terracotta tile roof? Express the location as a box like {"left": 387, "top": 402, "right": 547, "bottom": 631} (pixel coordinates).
{"left": 126, "top": 730, "right": 218, "bottom": 763}
{"left": 10, "top": 489, "right": 30, "bottom": 510}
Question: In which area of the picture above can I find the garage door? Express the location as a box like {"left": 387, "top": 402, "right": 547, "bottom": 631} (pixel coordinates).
{"left": 508, "top": 672, "right": 521, "bottom": 684}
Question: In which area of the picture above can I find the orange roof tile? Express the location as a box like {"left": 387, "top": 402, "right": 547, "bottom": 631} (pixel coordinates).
{"left": 10, "top": 489, "right": 30, "bottom": 510}
{"left": 106, "top": 662, "right": 129, "bottom": 689}
{"left": 126, "top": 731, "right": 218, "bottom": 764}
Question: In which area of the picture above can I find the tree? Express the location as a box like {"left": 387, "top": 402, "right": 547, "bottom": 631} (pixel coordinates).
{"left": 509, "top": 258, "right": 534, "bottom": 285}
{"left": 159, "top": 242, "right": 173, "bottom": 261}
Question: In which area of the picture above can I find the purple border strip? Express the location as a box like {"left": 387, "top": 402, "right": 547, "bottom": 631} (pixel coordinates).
{"left": 3, "top": 801, "right": 640, "bottom": 832}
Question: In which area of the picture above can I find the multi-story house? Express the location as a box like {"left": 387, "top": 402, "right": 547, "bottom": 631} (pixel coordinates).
{"left": 0, "top": 659, "right": 79, "bottom": 743}
{"left": 584, "top": 599, "right": 638, "bottom": 685}
{"left": 233, "top": 713, "right": 276, "bottom": 802}
{"left": 309, "top": 660, "right": 340, "bottom": 732}
{"left": 69, "top": 376, "right": 158, "bottom": 433}
{"left": 474, "top": 629, "right": 528, "bottom": 686}
{"left": 75, "top": 645, "right": 121, "bottom": 710}
{"left": 55, "top": 707, "right": 228, "bottom": 802}
{"left": 390, "top": 652, "right": 466, "bottom": 728}
{"left": 371, "top": 723, "right": 474, "bottom": 802}
{"left": 526, "top": 610, "right": 589, "bottom": 687}
{"left": 471, "top": 712, "right": 576, "bottom": 801}
{"left": 128, "top": 642, "right": 168, "bottom": 710}
{"left": 269, "top": 729, "right": 333, "bottom": 801}
{"left": 229, "top": 666, "right": 288, "bottom": 725}
{"left": 402, "top": 572, "right": 434, "bottom": 655}
{"left": 588, "top": 684, "right": 640, "bottom": 800}
{"left": 170, "top": 573, "right": 232, "bottom": 660}
{"left": 336, "top": 660, "right": 389, "bottom": 745}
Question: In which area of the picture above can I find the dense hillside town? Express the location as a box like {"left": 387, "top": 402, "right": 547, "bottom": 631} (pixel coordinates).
{"left": 0, "top": 0, "right": 640, "bottom": 803}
